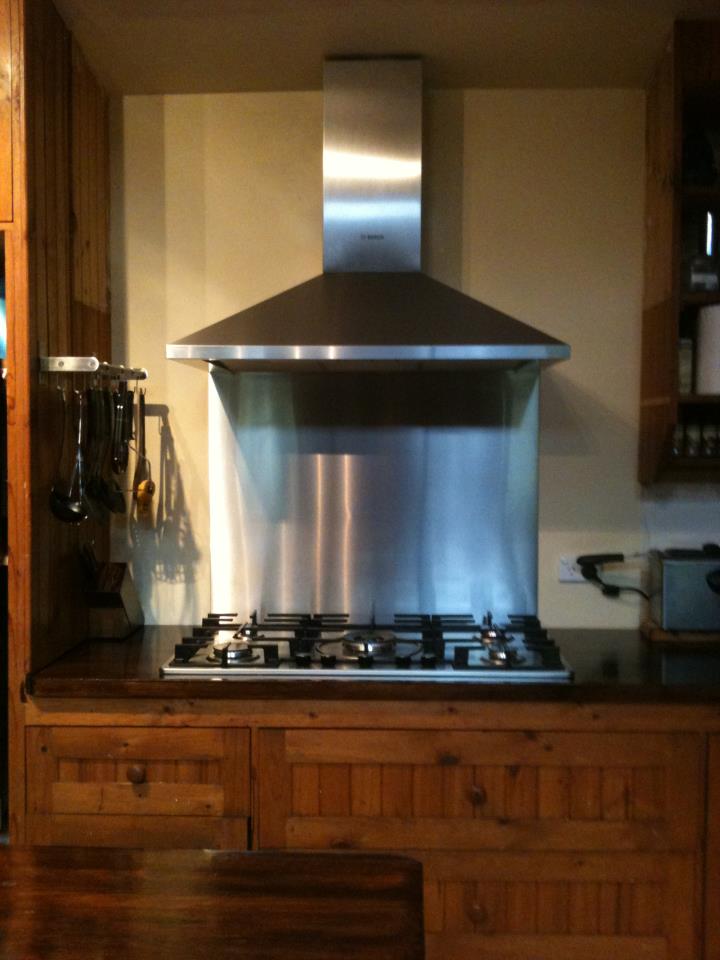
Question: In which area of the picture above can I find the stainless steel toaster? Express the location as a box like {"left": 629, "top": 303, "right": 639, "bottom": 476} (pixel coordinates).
{"left": 648, "top": 547, "right": 720, "bottom": 631}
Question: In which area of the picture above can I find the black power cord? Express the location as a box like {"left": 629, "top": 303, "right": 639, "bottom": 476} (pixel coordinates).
{"left": 576, "top": 553, "right": 650, "bottom": 600}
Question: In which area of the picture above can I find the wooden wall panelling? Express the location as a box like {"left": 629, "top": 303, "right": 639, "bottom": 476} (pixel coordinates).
{"left": 25, "top": 0, "right": 83, "bottom": 677}
{"left": 69, "top": 37, "right": 110, "bottom": 571}
{"left": 70, "top": 37, "right": 109, "bottom": 361}
{"left": 0, "top": 0, "right": 12, "bottom": 221}
{"left": 23, "top": 1, "right": 111, "bottom": 678}
{"left": 7, "top": 0, "right": 111, "bottom": 841}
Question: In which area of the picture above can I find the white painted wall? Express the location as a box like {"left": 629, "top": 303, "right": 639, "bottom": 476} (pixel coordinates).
{"left": 111, "top": 88, "right": 720, "bottom": 628}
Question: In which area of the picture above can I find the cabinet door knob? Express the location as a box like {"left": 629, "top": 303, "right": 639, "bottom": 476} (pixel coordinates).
{"left": 469, "top": 784, "right": 487, "bottom": 806}
{"left": 468, "top": 902, "right": 487, "bottom": 925}
{"left": 126, "top": 764, "right": 147, "bottom": 785}
{"left": 438, "top": 753, "right": 460, "bottom": 766}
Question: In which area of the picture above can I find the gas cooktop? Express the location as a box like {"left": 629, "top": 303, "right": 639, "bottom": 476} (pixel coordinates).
{"left": 160, "top": 612, "right": 573, "bottom": 683}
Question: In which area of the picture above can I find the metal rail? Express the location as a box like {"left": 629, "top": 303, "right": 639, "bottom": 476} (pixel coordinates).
{"left": 40, "top": 356, "right": 148, "bottom": 380}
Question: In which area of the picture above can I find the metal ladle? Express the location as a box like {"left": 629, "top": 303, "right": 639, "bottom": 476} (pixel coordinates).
{"left": 49, "top": 388, "right": 88, "bottom": 524}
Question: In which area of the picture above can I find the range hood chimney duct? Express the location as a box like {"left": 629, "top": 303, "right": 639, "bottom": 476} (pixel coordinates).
{"left": 167, "top": 58, "right": 570, "bottom": 371}
{"left": 323, "top": 59, "right": 422, "bottom": 273}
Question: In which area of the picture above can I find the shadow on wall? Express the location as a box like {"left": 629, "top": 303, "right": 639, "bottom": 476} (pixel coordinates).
{"left": 127, "top": 404, "right": 200, "bottom": 622}
{"left": 538, "top": 371, "right": 644, "bottom": 533}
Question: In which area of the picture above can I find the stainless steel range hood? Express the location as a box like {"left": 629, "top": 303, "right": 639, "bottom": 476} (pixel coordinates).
{"left": 167, "top": 59, "right": 570, "bottom": 371}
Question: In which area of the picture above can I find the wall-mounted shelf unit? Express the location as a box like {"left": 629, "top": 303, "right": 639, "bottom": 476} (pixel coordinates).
{"left": 640, "top": 21, "right": 720, "bottom": 484}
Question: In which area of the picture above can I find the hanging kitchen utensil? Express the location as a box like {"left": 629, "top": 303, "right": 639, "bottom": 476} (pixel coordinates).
{"left": 123, "top": 386, "right": 135, "bottom": 455}
{"left": 112, "top": 381, "right": 130, "bottom": 474}
{"left": 103, "top": 385, "right": 127, "bottom": 513}
{"left": 85, "top": 384, "right": 127, "bottom": 516}
{"left": 84, "top": 386, "right": 110, "bottom": 520}
{"left": 133, "top": 389, "right": 155, "bottom": 516}
{"left": 49, "top": 388, "right": 88, "bottom": 524}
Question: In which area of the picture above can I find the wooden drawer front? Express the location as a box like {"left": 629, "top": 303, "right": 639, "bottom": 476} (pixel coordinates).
{"left": 26, "top": 727, "right": 250, "bottom": 847}
{"left": 258, "top": 730, "right": 702, "bottom": 852}
{"left": 0, "top": 0, "right": 10, "bottom": 222}
{"left": 420, "top": 852, "right": 697, "bottom": 960}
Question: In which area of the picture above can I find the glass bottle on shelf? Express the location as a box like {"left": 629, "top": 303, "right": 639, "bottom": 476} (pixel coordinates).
{"left": 678, "top": 337, "right": 694, "bottom": 394}
{"left": 683, "top": 208, "right": 719, "bottom": 292}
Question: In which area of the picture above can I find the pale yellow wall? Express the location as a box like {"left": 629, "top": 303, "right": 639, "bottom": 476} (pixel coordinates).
{"left": 112, "top": 87, "right": 718, "bottom": 628}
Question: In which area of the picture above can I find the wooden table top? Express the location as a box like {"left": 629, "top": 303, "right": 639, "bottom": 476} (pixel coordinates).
{"left": 0, "top": 847, "right": 425, "bottom": 959}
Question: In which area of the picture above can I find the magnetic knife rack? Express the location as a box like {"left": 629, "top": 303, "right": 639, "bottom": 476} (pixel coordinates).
{"left": 40, "top": 356, "right": 148, "bottom": 381}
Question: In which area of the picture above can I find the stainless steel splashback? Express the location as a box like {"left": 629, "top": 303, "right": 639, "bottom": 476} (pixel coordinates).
{"left": 209, "top": 365, "right": 540, "bottom": 620}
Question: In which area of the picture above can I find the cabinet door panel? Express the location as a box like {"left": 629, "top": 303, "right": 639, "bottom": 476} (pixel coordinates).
{"left": 258, "top": 729, "right": 702, "bottom": 852}
{"left": 421, "top": 851, "right": 696, "bottom": 960}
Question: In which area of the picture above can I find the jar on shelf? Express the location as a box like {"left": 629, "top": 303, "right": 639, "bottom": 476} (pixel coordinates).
{"left": 671, "top": 423, "right": 685, "bottom": 457}
{"left": 678, "top": 337, "right": 694, "bottom": 394}
{"left": 685, "top": 422, "right": 702, "bottom": 456}
{"left": 702, "top": 423, "right": 719, "bottom": 457}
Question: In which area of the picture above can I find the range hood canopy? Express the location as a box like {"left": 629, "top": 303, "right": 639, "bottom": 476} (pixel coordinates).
{"left": 167, "top": 58, "right": 570, "bottom": 371}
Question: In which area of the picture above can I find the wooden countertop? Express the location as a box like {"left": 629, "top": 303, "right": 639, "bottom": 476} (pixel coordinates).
{"left": 25, "top": 626, "right": 720, "bottom": 701}
{"left": 0, "top": 847, "right": 424, "bottom": 960}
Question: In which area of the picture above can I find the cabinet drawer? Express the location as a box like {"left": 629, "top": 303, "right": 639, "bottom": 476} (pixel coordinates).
{"left": 420, "top": 851, "right": 698, "bottom": 960}
{"left": 258, "top": 729, "right": 703, "bottom": 852}
{"left": 26, "top": 727, "right": 250, "bottom": 848}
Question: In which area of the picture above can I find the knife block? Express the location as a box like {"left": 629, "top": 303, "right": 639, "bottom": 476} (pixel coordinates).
{"left": 87, "top": 561, "right": 144, "bottom": 640}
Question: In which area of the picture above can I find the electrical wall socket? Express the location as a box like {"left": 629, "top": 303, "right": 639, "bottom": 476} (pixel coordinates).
{"left": 558, "top": 556, "right": 586, "bottom": 583}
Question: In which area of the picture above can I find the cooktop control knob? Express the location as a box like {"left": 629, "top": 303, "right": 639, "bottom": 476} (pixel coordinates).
{"left": 395, "top": 655, "right": 412, "bottom": 669}
{"left": 358, "top": 653, "right": 374, "bottom": 669}
{"left": 295, "top": 652, "right": 312, "bottom": 668}
{"left": 320, "top": 654, "right": 337, "bottom": 669}
{"left": 421, "top": 652, "right": 437, "bottom": 669}
{"left": 453, "top": 647, "right": 469, "bottom": 668}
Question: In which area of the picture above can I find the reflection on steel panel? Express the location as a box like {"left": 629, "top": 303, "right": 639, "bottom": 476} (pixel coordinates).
{"left": 209, "top": 366, "right": 539, "bottom": 621}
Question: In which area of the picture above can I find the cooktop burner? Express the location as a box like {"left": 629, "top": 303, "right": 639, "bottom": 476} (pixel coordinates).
{"left": 160, "top": 611, "right": 573, "bottom": 682}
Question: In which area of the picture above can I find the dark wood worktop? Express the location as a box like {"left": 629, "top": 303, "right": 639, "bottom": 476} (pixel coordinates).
{"left": 25, "top": 626, "right": 720, "bottom": 701}
{"left": 0, "top": 847, "right": 424, "bottom": 960}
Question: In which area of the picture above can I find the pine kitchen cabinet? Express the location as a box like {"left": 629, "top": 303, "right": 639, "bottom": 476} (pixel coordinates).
{"left": 23, "top": 621, "right": 720, "bottom": 960}
{"left": 257, "top": 727, "right": 703, "bottom": 959}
